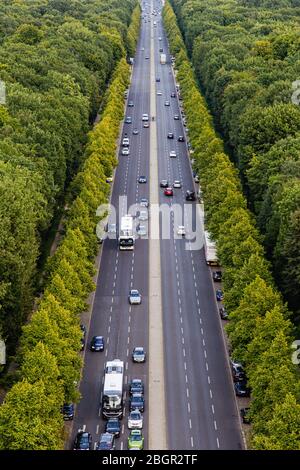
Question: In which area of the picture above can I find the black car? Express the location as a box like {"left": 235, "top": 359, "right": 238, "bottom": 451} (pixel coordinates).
{"left": 156, "top": 77, "right": 160, "bottom": 82}
{"left": 167, "top": 132, "right": 174, "bottom": 139}
{"left": 213, "top": 271, "right": 222, "bottom": 282}
{"left": 138, "top": 176, "right": 147, "bottom": 183}
{"left": 62, "top": 403, "right": 74, "bottom": 420}
{"left": 178, "top": 135, "right": 185, "bottom": 142}
{"left": 159, "top": 48, "right": 163, "bottom": 52}
{"left": 129, "top": 378, "right": 144, "bottom": 395}
{"left": 96, "top": 433, "right": 115, "bottom": 450}
{"left": 234, "top": 380, "right": 251, "bottom": 397}
{"left": 219, "top": 306, "right": 229, "bottom": 320}
{"left": 160, "top": 180, "right": 169, "bottom": 188}
{"left": 105, "top": 418, "right": 121, "bottom": 437}
{"left": 73, "top": 431, "right": 92, "bottom": 450}
{"left": 129, "top": 393, "right": 145, "bottom": 412}
{"left": 186, "top": 190, "right": 196, "bottom": 201}
{"left": 231, "top": 360, "right": 246, "bottom": 382}
{"left": 240, "top": 408, "right": 251, "bottom": 424}
{"left": 170, "top": 92, "right": 176, "bottom": 98}
{"left": 80, "top": 324, "right": 86, "bottom": 351}
{"left": 90, "top": 335, "right": 104, "bottom": 352}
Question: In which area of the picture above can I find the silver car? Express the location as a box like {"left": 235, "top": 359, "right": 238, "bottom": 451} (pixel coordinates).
{"left": 139, "top": 210, "right": 148, "bottom": 221}
{"left": 137, "top": 225, "right": 147, "bottom": 237}
{"left": 129, "top": 289, "right": 142, "bottom": 305}
{"left": 128, "top": 410, "right": 143, "bottom": 429}
{"left": 173, "top": 180, "right": 181, "bottom": 188}
{"left": 169, "top": 150, "right": 176, "bottom": 158}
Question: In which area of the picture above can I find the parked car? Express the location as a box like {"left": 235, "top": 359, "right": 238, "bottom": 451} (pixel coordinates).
{"left": 156, "top": 77, "right": 160, "bottom": 82}
{"left": 216, "top": 289, "right": 224, "bottom": 301}
{"left": 174, "top": 114, "right": 180, "bottom": 120}
{"left": 234, "top": 380, "right": 251, "bottom": 397}
{"left": 125, "top": 116, "right": 132, "bottom": 124}
{"left": 129, "top": 378, "right": 144, "bottom": 395}
{"left": 230, "top": 360, "right": 246, "bottom": 382}
{"left": 96, "top": 433, "right": 115, "bottom": 450}
{"left": 128, "top": 101, "right": 134, "bottom": 107}
{"left": 105, "top": 419, "right": 121, "bottom": 437}
{"left": 90, "top": 335, "right": 104, "bottom": 352}
{"left": 170, "top": 92, "right": 176, "bottom": 98}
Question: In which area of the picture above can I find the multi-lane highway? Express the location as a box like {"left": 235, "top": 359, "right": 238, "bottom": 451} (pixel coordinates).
{"left": 70, "top": 0, "right": 243, "bottom": 450}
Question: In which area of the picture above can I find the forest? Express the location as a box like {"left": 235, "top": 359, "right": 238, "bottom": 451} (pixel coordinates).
{"left": 170, "top": 0, "right": 300, "bottom": 327}
{"left": 0, "top": 0, "right": 137, "bottom": 353}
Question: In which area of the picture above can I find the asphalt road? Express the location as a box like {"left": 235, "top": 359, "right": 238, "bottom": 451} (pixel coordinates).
{"left": 70, "top": 0, "right": 243, "bottom": 451}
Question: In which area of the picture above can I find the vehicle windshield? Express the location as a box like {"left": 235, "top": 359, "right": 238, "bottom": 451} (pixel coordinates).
{"left": 131, "top": 434, "right": 141, "bottom": 442}
{"left": 130, "top": 412, "right": 141, "bottom": 420}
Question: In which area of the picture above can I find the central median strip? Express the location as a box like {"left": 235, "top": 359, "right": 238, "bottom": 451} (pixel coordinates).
{"left": 148, "top": 0, "right": 167, "bottom": 450}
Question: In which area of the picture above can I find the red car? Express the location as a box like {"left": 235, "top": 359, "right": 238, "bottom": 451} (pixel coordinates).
{"left": 164, "top": 187, "right": 173, "bottom": 196}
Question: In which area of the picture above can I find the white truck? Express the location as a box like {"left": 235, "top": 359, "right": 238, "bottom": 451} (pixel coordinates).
{"left": 102, "top": 359, "right": 124, "bottom": 419}
{"left": 160, "top": 53, "right": 166, "bottom": 64}
{"left": 204, "top": 230, "right": 219, "bottom": 266}
{"left": 119, "top": 215, "right": 134, "bottom": 250}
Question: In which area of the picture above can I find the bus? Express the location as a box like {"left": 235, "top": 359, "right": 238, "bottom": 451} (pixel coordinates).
{"left": 119, "top": 215, "right": 134, "bottom": 250}
{"left": 102, "top": 359, "right": 124, "bottom": 419}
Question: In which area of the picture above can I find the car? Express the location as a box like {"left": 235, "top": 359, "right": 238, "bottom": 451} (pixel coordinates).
{"left": 132, "top": 347, "right": 146, "bottom": 363}
{"left": 230, "top": 360, "right": 246, "bottom": 382}
{"left": 141, "top": 47, "right": 145, "bottom": 51}
{"left": 80, "top": 324, "right": 86, "bottom": 351}
{"left": 240, "top": 408, "right": 251, "bottom": 424}
{"left": 174, "top": 114, "right": 180, "bottom": 120}
{"left": 129, "top": 393, "right": 145, "bottom": 413}
{"left": 219, "top": 306, "right": 229, "bottom": 320}
{"left": 178, "top": 135, "right": 185, "bottom": 142}
{"left": 138, "top": 176, "right": 147, "bottom": 183}
{"left": 96, "top": 432, "right": 115, "bottom": 450}
{"left": 216, "top": 289, "right": 224, "bottom": 301}
{"left": 73, "top": 430, "right": 92, "bottom": 450}
{"left": 160, "top": 179, "right": 169, "bottom": 188}
{"left": 156, "top": 77, "right": 160, "bottom": 82}
{"left": 234, "top": 380, "right": 251, "bottom": 397}
{"left": 106, "top": 176, "right": 113, "bottom": 183}
{"left": 142, "top": 113, "right": 149, "bottom": 121}
{"left": 170, "top": 92, "right": 176, "bottom": 98}
{"left": 137, "top": 225, "right": 147, "bottom": 237}
{"left": 128, "top": 430, "right": 144, "bottom": 450}
{"left": 125, "top": 116, "right": 132, "bottom": 124}
{"left": 145, "top": 56, "right": 149, "bottom": 59}
{"left": 133, "top": 128, "right": 139, "bottom": 135}
{"left": 157, "top": 91, "right": 162, "bottom": 95}
{"left": 140, "top": 197, "right": 149, "bottom": 208}
{"left": 90, "top": 335, "right": 104, "bottom": 352}
{"left": 173, "top": 180, "right": 181, "bottom": 188}
{"left": 138, "top": 210, "right": 148, "bottom": 221}
{"left": 122, "top": 148, "right": 129, "bottom": 156}
{"left": 122, "top": 137, "right": 130, "bottom": 147}
{"left": 124, "top": 90, "right": 128, "bottom": 99}
{"left": 129, "top": 378, "right": 144, "bottom": 395}
{"left": 105, "top": 418, "right": 121, "bottom": 437}
{"left": 159, "top": 47, "right": 163, "bottom": 52}
{"left": 128, "top": 410, "right": 143, "bottom": 429}
{"left": 143, "top": 122, "right": 149, "bottom": 128}
{"left": 177, "top": 225, "right": 186, "bottom": 236}
{"left": 186, "top": 190, "right": 196, "bottom": 201}
{"left": 164, "top": 100, "right": 170, "bottom": 106}
{"left": 213, "top": 271, "right": 222, "bottom": 282}
{"left": 167, "top": 132, "right": 174, "bottom": 139}
{"left": 128, "top": 101, "right": 134, "bottom": 107}
{"left": 169, "top": 150, "right": 177, "bottom": 158}
{"left": 164, "top": 187, "right": 173, "bottom": 196}
{"left": 158, "top": 37, "right": 162, "bottom": 41}
{"left": 129, "top": 289, "right": 142, "bottom": 305}
{"left": 62, "top": 403, "right": 74, "bottom": 420}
